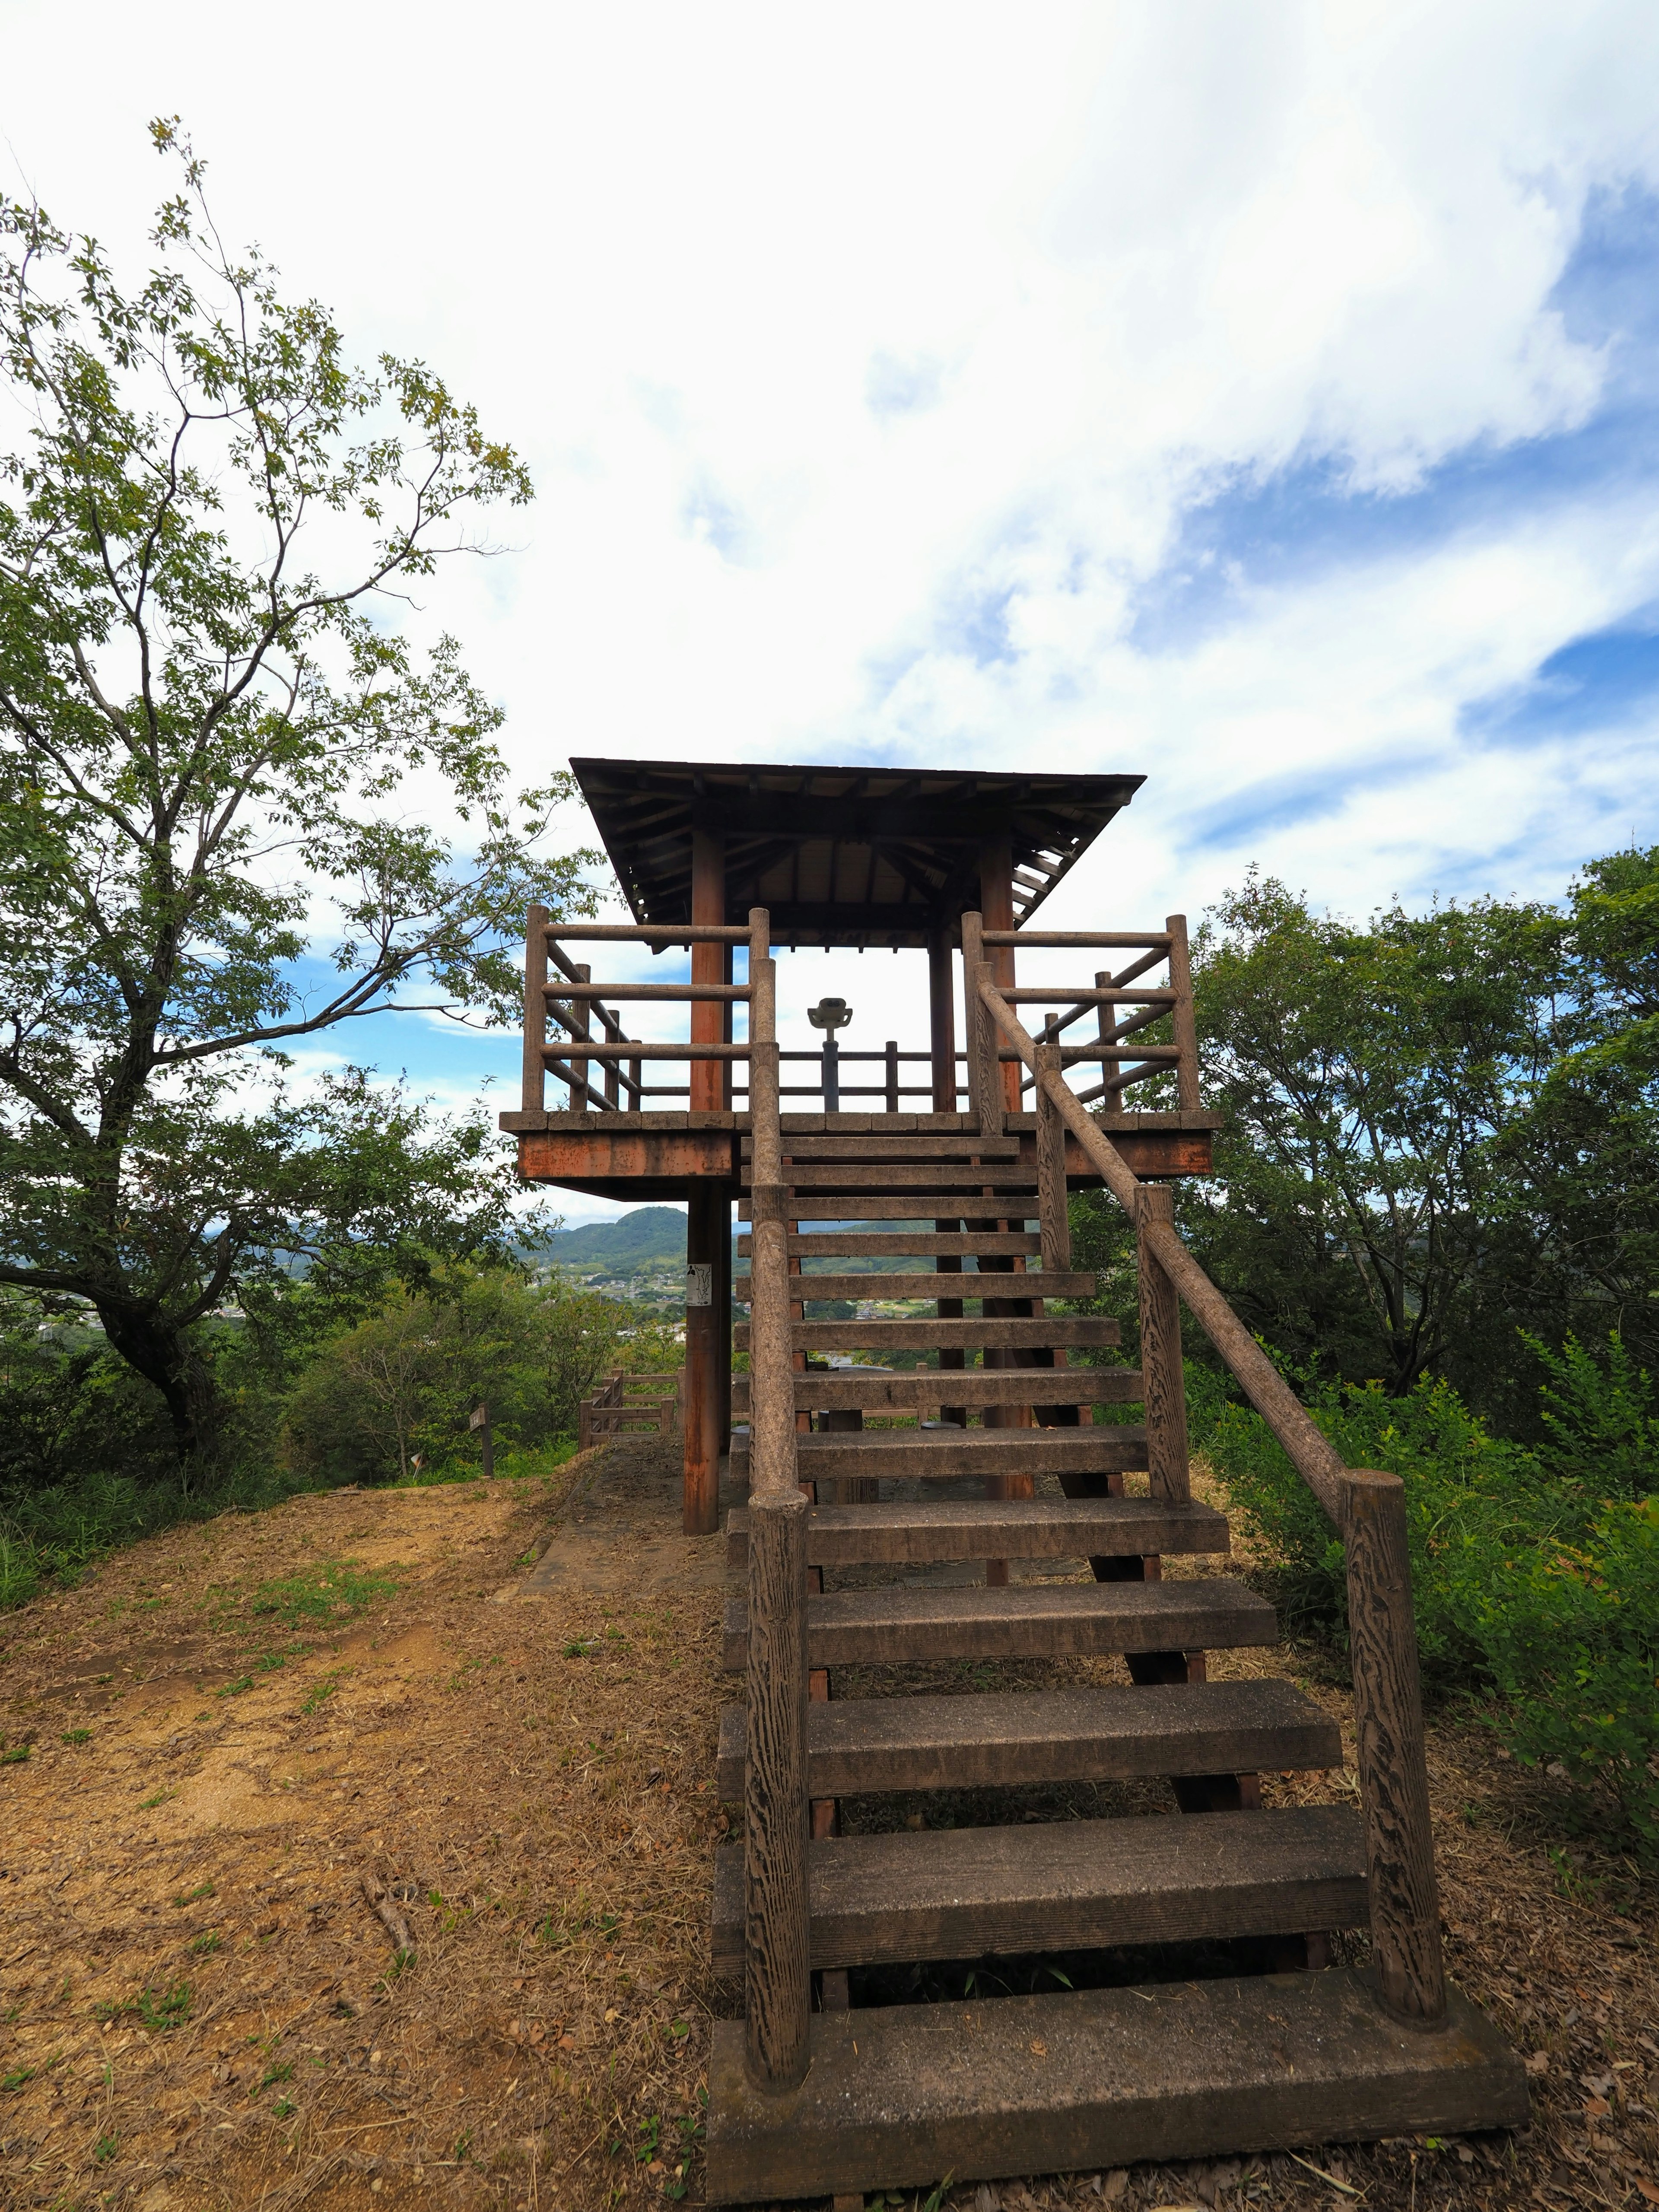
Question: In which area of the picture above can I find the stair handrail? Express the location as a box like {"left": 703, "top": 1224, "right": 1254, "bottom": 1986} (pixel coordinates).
{"left": 974, "top": 958, "right": 1448, "bottom": 2034}
{"left": 738, "top": 907, "right": 812, "bottom": 2093}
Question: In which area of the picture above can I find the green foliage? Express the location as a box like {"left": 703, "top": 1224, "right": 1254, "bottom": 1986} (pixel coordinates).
{"left": 1203, "top": 1335, "right": 1659, "bottom": 1852}
{"left": 0, "top": 124, "right": 597, "bottom": 1467}
{"left": 247, "top": 1560, "right": 402, "bottom": 1627}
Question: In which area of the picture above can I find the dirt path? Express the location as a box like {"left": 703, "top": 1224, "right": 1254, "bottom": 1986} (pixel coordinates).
{"left": 0, "top": 1446, "right": 1652, "bottom": 2212}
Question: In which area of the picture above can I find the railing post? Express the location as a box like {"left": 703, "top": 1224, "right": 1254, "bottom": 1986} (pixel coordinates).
{"left": 522, "top": 906, "right": 549, "bottom": 1116}
{"left": 1136, "top": 1183, "right": 1190, "bottom": 1503}
{"left": 568, "top": 962, "right": 591, "bottom": 1112}
{"left": 1166, "top": 912, "right": 1200, "bottom": 1112}
{"left": 1035, "top": 1042, "right": 1071, "bottom": 1271}
{"left": 1342, "top": 1469, "right": 1447, "bottom": 2028}
{"left": 742, "top": 909, "right": 811, "bottom": 2093}
{"left": 961, "top": 910, "right": 1002, "bottom": 1138}
{"left": 885, "top": 1039, "right": 899, "bottom": 1114}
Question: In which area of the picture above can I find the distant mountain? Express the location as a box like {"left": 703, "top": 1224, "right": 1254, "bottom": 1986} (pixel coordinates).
{"left": 541, "top": 1209, "right": 965, "bottom": 1276}
{"left": 544, "top": 1207, "right": 688, "bottom": 1268}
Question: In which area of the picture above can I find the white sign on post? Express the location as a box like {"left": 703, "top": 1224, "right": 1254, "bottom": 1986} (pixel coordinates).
{"left": 685, "top": 1263, "right": 713, "bottom": 1307}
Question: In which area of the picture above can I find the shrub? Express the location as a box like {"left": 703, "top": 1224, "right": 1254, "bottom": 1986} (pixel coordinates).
{"left": 1201, "top": 1338, "right": 1659, "bottom": 1853}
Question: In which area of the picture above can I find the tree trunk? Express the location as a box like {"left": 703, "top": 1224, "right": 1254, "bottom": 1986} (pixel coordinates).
{"left": 94, "top": 1303, "right": 221, "bottom": 1477}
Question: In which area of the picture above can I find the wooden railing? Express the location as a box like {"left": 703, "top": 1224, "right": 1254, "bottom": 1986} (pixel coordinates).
{"left": 576, "top": 1372, "right": 684, "bottom": 1452}
{"left": 970, "top": 928, "right": 1447, "bottom": 2032}
{"left": 519, "top": 907, "right": 1199, "bottom": 1118}
{"left": 521, "top": 909, "right": 755, "bottom": 1113}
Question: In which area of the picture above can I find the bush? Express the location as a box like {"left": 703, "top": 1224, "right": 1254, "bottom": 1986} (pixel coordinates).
{"left": 1201, "top": 1338, "right": 1659, "bottom": 1853}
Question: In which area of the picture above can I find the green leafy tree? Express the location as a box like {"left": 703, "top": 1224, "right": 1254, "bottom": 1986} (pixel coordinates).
{"left": 1180, "top": 871, "right": 1562, "bottom": 1395}
{"left": 0, "top": 124, "right": 595, "bottom": 1467}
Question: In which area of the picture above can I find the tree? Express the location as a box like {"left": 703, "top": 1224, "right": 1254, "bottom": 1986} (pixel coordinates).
{"left": 1182, "top": 871, "right": 1563, "bottom": 1396}
{"left": 0, "top": 123, "right": 595, "bottom": 1468}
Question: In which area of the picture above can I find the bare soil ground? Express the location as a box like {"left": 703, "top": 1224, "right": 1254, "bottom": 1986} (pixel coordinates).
{"left": 0, "top": 1439, "right": 1652, "bottom": 2212}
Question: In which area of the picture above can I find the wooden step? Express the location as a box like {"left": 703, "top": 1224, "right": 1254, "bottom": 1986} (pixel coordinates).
{"left": 734, "top": 1271, "right": 1101, "bottom": 1301}
{"left": 729, "top": 1426, "right": 1149, "bottom": 1480}
{"left": 724, "top": 1494, "right": 1224, "bottom": 1565}
{"left": 711, "top": 1805, "right": 1369, "bottom": 1973}
{"left": 716, "top": 1679, "right": 1340, "bottom": 1797}
{"left": 734, "top": 1317, "right": 1122, "bottom": 1352}
{"left": 746, "top": 1163, "right": 1042, "bottom": 1190}
{"left": 705, "top": 1969, "right": 1529, "bottom": 2203}
{"left": 746, "top": 1135, "right": 1022, "bottom": 1159}
{"left": 741, "top": 1196, "right": 1039, "bottom": 1221}
{"left": 737, "top": 1232, "right": 1044, "bottom": 1256}
{"left": 722, "top": 1577, "right": 1278, "bottom": 1669}
{"left": 731, "top": 1369, "right": 1142, "bottom": 1414}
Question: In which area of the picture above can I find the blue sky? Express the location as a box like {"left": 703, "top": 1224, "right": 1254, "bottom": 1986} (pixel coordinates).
{"left": 8, "top": 0, "right": 1659, "bottom": 1218}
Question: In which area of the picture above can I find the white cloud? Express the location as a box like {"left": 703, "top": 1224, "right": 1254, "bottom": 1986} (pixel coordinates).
{"left": 5, "top": 0, "right": 1659, "bottom": 997}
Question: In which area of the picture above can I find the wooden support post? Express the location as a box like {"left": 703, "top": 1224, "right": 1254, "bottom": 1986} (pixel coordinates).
{"left": 1035, "top": 1042, "right": 1071, "bottom": 1271}
{"left": 961, "top": 912, "right": 1001, "bottom": 1138}
{"left": 716, "top": 1185, "right": 733, "bottom": 1455}
{"left": 928, "top": 916, "right": 957, "bottom": 1114}
{"left": 683, "top": 1181, "right": 722, "bottom": 1535}
{"left": 935, "top": 1211, "right": 966, "bottom": 1427}
{"left": 1137, "top": 1184, "right": 1190, "bottom": 1504}
{"left": 1342, "top": 1468, "right": 1447, "bottom": 2028}
{"left": 743, "top": 1486, "right": 811, "bottom": 2091}
{"left": 1166, "top": 912, "right": 1200, "bottom": 1111}
{"left": 568, "top": 963, "right": 591, "bottom": 1112}
{"left": 978, "top": 836, "right": 1020, "bottom": 1115}
{"left": 743, "top": 921, "right": 812, "bottom": 2093}
{"left": 885, "top": 1039, "right": 899, "bottom": 1114}
{"left": 691, "top": 824, "right": 726, "bottom": 1113}
{"left": 522, "top": 905, "right": 548, "bottom": 1115}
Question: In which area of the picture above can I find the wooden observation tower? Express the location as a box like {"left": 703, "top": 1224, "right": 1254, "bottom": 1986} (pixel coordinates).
{"left": 507, "top": 759, "right": 1525, "bottom": 2205}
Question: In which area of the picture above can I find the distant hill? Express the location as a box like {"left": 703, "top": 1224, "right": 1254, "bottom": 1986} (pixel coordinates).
{"left": 542, "top": 1209, "right": 956, "bottom": 1275}
{"left": 544, "top": 1207, "right": 688, "bottom": 1268}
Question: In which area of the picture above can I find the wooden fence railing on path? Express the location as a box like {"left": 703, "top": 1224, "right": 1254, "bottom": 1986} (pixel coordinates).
{"left": 575, "top": 1373, "right": 684, "bottom": 1453}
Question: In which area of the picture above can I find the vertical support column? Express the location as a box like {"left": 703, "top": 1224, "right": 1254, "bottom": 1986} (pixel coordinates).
{"left": 1137, "top": 1183, "right": 1190, "bottom": 1504}
{"left": 885, "top": 1039, "right": 899, "bottom": 1113}
{"left": 716, "top": 1182, "right": 733, "bottom": 1456}
{"left": 928, "top": 915, "right": 957, "bottom": 1114}
{"left": 1342, "top": 1469, "right": 1447, "bottom": 2027}
{"left": 1035, "top": 1043, "right": 1071, "bottom": 1272}
{"left": 961, "top": 912, "right": 1001, "bottom": 1138}
{"left": 1166, "top": 912, "right": 1200, "bottom": 1111}
{"left": 691, "top": 823, "right": 726, "bottom": 1113}
{"left": 978, "top": 835, "right": 1020, "bottom": 1116}
{"left": 683, "top": 1180, "right": 722, "bottom": 1535}
{"left": 568, "top": 963, "right": 591, "bottom": 1112}
{"left": 743, "top": 918, "right": 812, "bottom": 2092}
{"left": 522, "top": 905, "right": 548, "bottom": 1116}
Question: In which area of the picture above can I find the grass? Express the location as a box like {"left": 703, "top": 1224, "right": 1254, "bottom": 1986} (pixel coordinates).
{"left": 243, "top": 1557, "right": 405, "bottom": 1627}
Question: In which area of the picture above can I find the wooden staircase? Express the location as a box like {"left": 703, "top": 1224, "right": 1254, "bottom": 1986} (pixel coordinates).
{"left": 705, "top": 921, "right": 1526, "bottom": 2206}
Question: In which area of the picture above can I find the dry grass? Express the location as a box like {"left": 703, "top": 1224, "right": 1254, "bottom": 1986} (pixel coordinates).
{"left": 0, "top": 1440, "right": 1651, "bottom": 2212}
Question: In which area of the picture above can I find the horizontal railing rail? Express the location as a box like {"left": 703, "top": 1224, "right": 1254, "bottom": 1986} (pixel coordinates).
{"left": 973, "top": 949, "right": 1446, "bottom": 2034}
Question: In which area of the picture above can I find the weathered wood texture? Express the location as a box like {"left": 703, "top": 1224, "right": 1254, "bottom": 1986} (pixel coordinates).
{"left": 729, "top": 1427, "right": 1149, "bottom": 1479}
{"left": 516, "top": 1129, "right": 737, "bottom": 1183}
{"left": 710, "top": 1805, "right": 1368, "bottom": 1973}
{"left": 729, "top": 1367, "right": 1141, "bottom": 1413}
{"left": 1136, "top": 1184, "right": 1190, "bottom": 1503}
{"left": 740, "top": 1134, "right": 1021, "bottom": 1160}
{"left": 521, "top": 903, "right": 549, "bottom": 1116}
{"left": 715, "top": 1679, "right": 1341, "bottom": 1798}
{"left": 1035, "top": 1042, "right": 1071, "bottom": 1268}
{"left": 704, "top": 1970, "right": 1529, "bottom": 2204}
{"left": 740, "top": 1490, "right": 811, "bottom": 2089}
{"left": 737, "top": 1231, "right": 1044, "bottom": 1256}
{"left": 1343, "top": 1468, "right": 1447, "bottom": 2027}
{"left": 722, "top": 1576, "right": 1278, "bottom": 1670}
{"left": 741, "top": 1162, "right": 1040, "bottom": 1190}
{"left": 742, "top": 1194, "right": 1035, "bottom": 1221}
{"left": 733, "top": 1271, "right": 1101, "bottom": 1301}
{"left": 734, "top": 1317, "right": 1121, "bottom": 1352}
{"left": 723, "top": 1494, "right": 1228, "bottom": 1566}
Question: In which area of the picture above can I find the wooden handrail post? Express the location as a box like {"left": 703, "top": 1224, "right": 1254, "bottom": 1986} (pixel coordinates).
{"left": 1034, "top": 1042, "right": 1071, "bottom": 1271}
{"left": 742, "top": 908, "right": 811, "bottom": 2091}
{"left": 961, "top": 911, "right": 1002, "bottom": 1137}
{"left": 1342, "top": 1468, "right": 1447, "bottom": 2028}
{"left": 1166, "top": 913, "right": 1200, "bottom": 1111}
{"left": 568, "top": 962, "right": 591, "bottom": 1112}
{"left": 1136, "top": 1183, "right": 1189, "bottom": 1503}
{"left": 522, "top": 906, "right": 549, "bottom": 1116}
